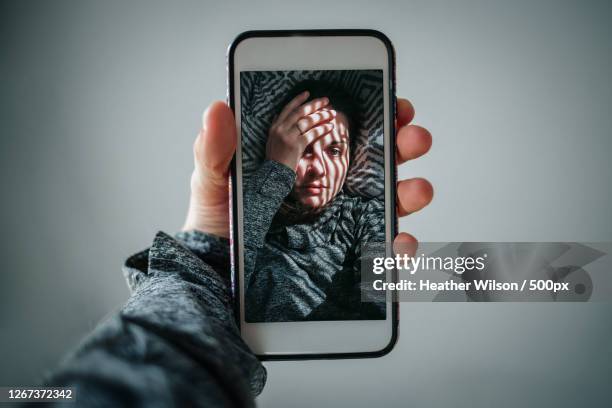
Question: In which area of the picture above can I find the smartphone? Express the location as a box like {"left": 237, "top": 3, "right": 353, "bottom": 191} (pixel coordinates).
{"left": 228, "top": 30, "right": 397, "bottom": 359}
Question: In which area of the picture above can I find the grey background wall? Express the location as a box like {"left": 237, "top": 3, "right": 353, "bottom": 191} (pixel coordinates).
{"left": 2, "top": 0, "right": 611, "bottom": 406}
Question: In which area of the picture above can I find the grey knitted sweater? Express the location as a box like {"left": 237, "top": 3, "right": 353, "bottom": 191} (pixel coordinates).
{"left": 45, "top": 230, "right": 265, "bottom": 407}
{"left": 243, "top": 160, "right": 385, "bottom": 322}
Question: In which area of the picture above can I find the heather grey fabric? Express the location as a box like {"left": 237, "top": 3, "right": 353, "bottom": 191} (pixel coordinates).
{"left": 243, "top": 160, "right": 386, "bottom": 322}
{"left": 44, "top": 230, "right": 264, "bottom": 408}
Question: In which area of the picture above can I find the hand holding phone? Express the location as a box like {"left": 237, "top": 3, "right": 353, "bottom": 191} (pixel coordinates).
{"left": 184, "top": 30, "right": 433, "bottom": 359}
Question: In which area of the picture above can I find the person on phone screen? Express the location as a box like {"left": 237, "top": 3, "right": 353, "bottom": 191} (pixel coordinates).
{"left": 243, "top": 80, "right": 386, "bottom": 322}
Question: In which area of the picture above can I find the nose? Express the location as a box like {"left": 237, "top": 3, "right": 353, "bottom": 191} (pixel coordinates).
{"left": 306, "top": 150, "right": 326, "bottom": 178}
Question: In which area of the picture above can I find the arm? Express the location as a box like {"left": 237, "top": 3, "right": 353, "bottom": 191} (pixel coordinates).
{"left": 242, "top": 159, "right": 296, "bottom": 281}
{"left": 45, "top": 231, "right": 264, "bottom": 407}
{"left": 241, "top": 160, "right": 296, "bottom": 322}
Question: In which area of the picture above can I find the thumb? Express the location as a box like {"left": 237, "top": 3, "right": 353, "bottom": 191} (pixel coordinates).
{"left": 194, "top": 101, "right": 237, "bottom": 181}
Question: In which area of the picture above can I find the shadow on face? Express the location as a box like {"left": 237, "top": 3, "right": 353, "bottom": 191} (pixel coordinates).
{"left": 290, "top": 110, "right": 351, "bottom": 210}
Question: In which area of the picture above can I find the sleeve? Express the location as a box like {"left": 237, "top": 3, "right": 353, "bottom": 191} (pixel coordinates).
{"left": 242, "top": 159, "right": 295, "bottom": 286}
{"left": 43, "top": 230, "right": 264, "bottom": 408}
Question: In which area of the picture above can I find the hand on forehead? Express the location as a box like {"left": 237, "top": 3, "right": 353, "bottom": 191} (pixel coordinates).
{"left": 306, "top": 108, "right": 350, "bottom": 149}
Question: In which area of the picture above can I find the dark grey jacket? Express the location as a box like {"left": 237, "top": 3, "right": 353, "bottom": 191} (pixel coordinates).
{"left": 45, "top": 230, "right": 265, "bottom": 407}
{"left": 243, "top": 160, "right": 385, "bottom": 322}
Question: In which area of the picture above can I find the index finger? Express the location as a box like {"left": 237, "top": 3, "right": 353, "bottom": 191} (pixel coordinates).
{"left": 286, "top": 97, "right": 330, "bottom": 125}
{"left": 397, "top": 98, "right": 415, "bottom": 128}
{"left": 277, "top": 91, "right": 310, "bottom": 122}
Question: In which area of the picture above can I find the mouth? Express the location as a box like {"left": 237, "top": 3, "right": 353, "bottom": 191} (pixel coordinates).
{"left": 300, "top": 184, "right": 328, "bottom": 189}
{"left": 297, "top": 184, "right": 328, "bottom": 194}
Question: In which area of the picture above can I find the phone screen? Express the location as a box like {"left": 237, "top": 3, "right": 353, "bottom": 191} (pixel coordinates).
{"left": 239, "top": 69, "right": 386, "bottom": 323}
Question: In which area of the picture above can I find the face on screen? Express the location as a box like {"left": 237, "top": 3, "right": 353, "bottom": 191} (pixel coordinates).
{"left": 289, "top": 111, "right": 350, "bottom": 210}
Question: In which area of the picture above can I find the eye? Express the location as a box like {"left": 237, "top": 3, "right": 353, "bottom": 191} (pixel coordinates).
{"left": 328, "top": 146, "right": 342, "bottom": 157}
{"left": 303, "top": 145, "right": 314, "bottom": 155}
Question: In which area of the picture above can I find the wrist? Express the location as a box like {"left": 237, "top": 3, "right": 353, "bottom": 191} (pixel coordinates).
{"left": 182, "top": 206, "right": 229, "bottom": 238}
{"left": 183, "top": 171, "right": 230, "bottom": 238}
{"left": 266, "top": 154, "right": 298, "bottom": 172}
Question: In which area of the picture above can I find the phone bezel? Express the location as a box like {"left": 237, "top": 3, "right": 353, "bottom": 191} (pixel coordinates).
{"left": 227, "top": 29, "right": 398, "bottom": 360}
